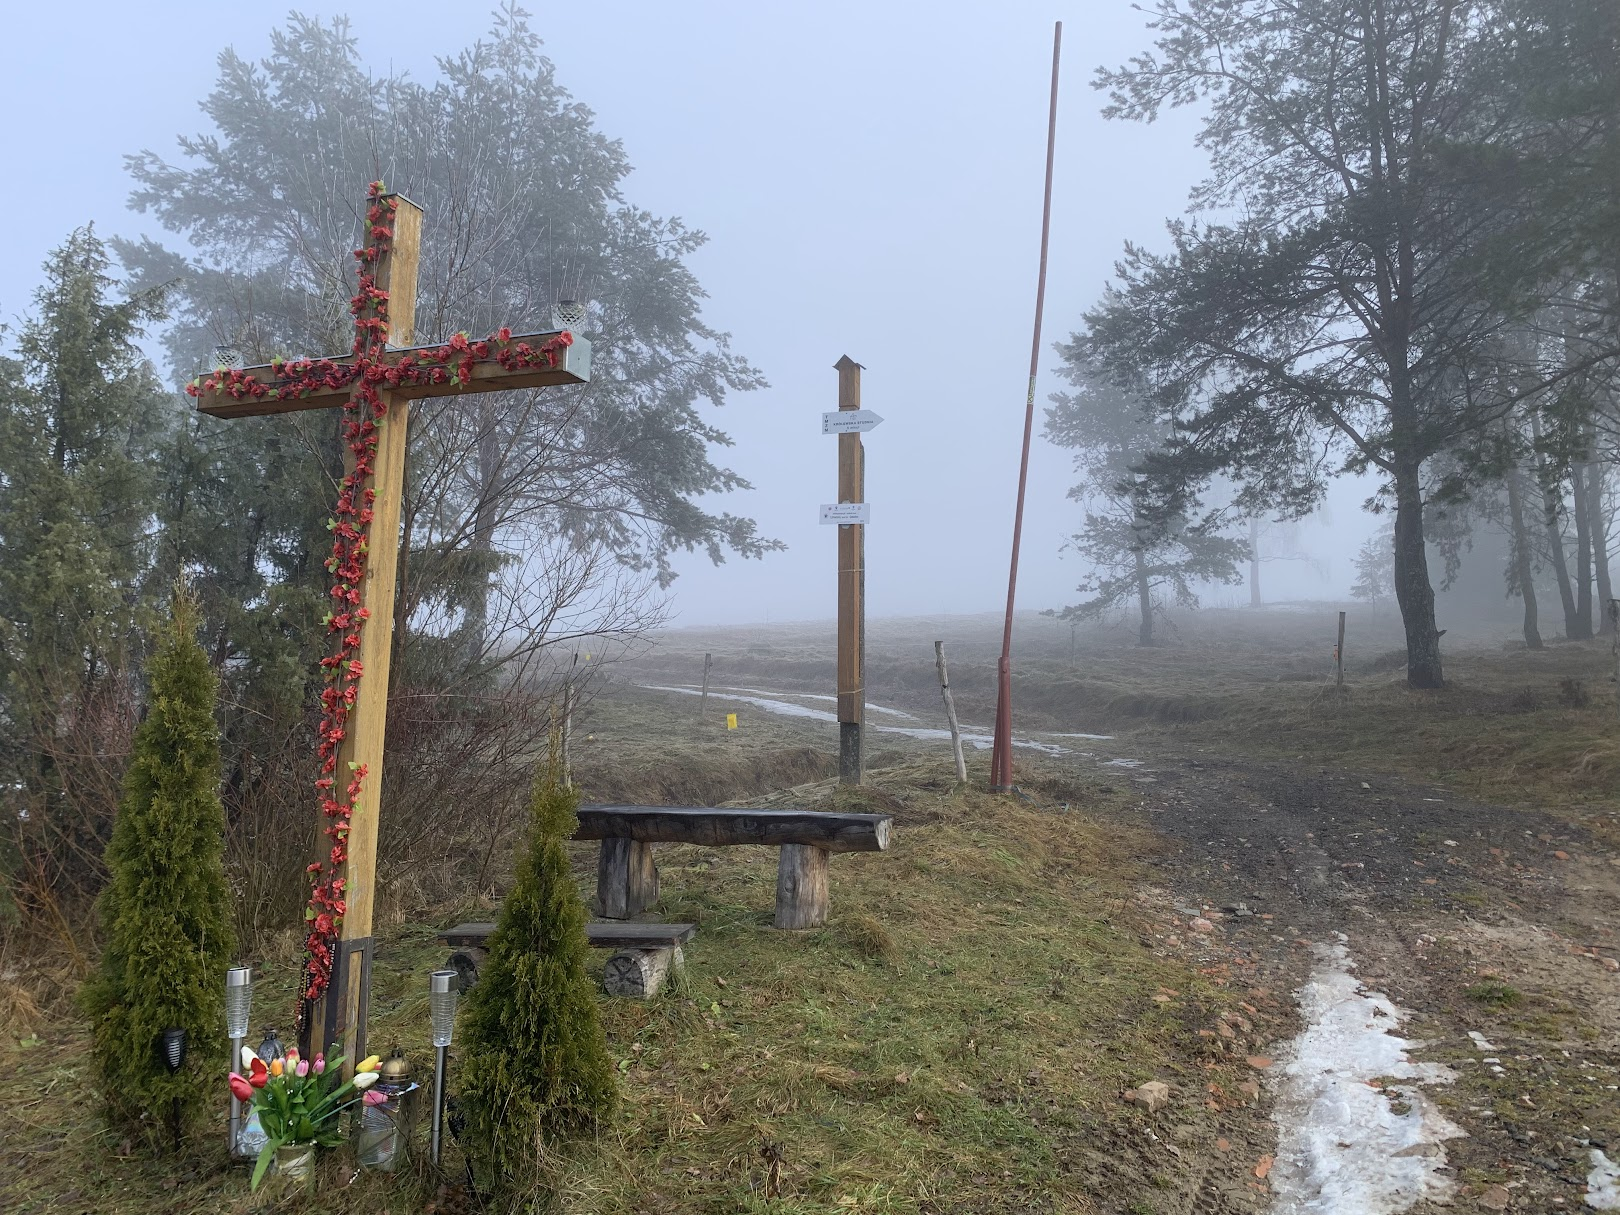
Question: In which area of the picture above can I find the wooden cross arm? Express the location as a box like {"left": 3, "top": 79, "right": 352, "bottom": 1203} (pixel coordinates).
{"left": 191, "top": 331, "right": 593, "bottom": 419}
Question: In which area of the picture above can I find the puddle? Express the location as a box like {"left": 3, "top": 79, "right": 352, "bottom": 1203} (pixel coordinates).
{"left": 1104, "top": 758, "right": 1144, "bottom": 769}
{"left": 1044, "top": 731, "right": 1115, "bottom": 740}
{"left": 1269, "top": 937, "right": 1465, "bottom": 1213}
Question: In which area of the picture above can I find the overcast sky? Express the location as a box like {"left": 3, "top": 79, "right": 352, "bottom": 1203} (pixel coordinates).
{"left": 2, "top": 0, "right": 1376, "bottom": 627}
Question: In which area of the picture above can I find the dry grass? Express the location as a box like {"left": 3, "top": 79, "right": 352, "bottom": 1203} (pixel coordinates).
{"left": 0, "top": 742, "right": 1269, "bottom": 1215}
{"left": 638, "top": 606, "right": 1620, "bottom": 820}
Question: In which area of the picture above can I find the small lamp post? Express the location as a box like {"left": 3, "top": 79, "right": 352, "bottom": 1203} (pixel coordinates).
{"left": 224, "top": 967, "right": 253, "bottom": 1157}
{"left": 159, "top": 1027, "right": 187, "bottom": 1150}
{"left": 428, "top": 970, "right": 458, "bottom": 1166}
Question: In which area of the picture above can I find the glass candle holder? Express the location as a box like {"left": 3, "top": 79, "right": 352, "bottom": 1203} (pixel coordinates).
{"left": 225, "top": 967, "right": 253, "bottom": 1040}
{"left": 429, "top": 970, "right": 458, "bottom": 1047}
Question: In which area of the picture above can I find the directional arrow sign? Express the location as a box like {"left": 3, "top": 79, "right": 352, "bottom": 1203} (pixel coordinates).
{"left": 820, "top": 502, "right": 870, "bottom": 525}
{"left": 822, "top": 409, "right": 884, "bottom": 435}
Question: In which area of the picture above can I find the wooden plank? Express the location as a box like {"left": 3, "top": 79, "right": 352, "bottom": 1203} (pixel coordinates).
{"left": 574, "top": 805, "right": 891, "bottom": 852}
{"left": 194, "top": 334, "right": 592, "bottom": 418}
{"left": 318, "top": 194, "right": 422, "bottom": 1065}
{"left": 439, "top": 921, "right": 697, "bottom": 949}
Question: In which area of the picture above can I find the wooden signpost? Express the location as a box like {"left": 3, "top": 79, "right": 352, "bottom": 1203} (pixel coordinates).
{"left": 1336, "top": 611, "right": 1347, "bottom": 686}
{"left": 827, "top": 356, "right": 868, "bottom": 785}
{"left": 192, "top": 187, "right": 591, "bottom": 1064}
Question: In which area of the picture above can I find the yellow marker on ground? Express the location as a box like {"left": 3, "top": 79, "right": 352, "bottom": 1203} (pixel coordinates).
{"left": 726, "top": 713, "right": 738, "bottom": 730}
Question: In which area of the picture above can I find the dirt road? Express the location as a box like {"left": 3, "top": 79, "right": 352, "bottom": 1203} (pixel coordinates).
{"left": 1084, "top": 741, "right": 1620, "bottom": 1212}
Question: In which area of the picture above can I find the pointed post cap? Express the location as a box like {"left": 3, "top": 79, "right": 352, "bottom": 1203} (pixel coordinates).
{"left": 833, "top": 355, "right": 863, "bottom": 372}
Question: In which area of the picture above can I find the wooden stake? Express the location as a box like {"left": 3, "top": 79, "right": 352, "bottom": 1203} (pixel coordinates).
{"left": 934, "top": 641, "right": 968, "bottom": 784}
{"left": 1336, "top": 611, "right": 1347, "bottom": 687}
{"left": 561, "top": 677, "right": 574, "bottom": 788}
{"left": 699, "top": 652, "right": 712, "bottom": 722}
{"left": 1610, "top": 599, "right": 1619, "bottom": 719}
{"left": 834, "top": 355, "right": 865, "bottom": 786}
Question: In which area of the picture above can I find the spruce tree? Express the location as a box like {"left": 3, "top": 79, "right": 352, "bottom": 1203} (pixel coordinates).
{"left": 80, "top": 591, "right": 234, "bottom": 1143}
{"left": 457, "top": 749, "right": 616, "bottom": 1184}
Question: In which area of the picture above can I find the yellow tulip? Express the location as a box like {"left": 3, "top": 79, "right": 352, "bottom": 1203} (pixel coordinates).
{"left": 356, "top": 1055, "right": 381, "bottom": 1073}
{"left": 270, "top": 1057, "right": 283, "bottom": 1077}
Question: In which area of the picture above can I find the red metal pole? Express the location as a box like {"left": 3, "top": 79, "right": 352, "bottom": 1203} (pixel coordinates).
{"left": 990, "top": 21, "right": 1062, "bottom": 793}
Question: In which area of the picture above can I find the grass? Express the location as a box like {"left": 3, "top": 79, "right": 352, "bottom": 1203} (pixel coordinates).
{"left": 1462, "top": 981, "right": 1524, "bottom": 1008}
{"left": 0, "top": 752, "right": 1270, "bottom": 1214}
{"left": 628, "top": 604, "right": 1620, "bottom": 822}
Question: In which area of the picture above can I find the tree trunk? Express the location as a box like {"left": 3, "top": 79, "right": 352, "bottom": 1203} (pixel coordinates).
{"left": 1248, "top": 517, "right": 1262, "bottom": 606}
{"left": 1505, "top": 461, "right": 1543, "bottom": 650}
{"left": 1588, "top": 457, "right": 1613, "bottom": 633}
{"left": 1574, "top": 460, "right": 1595, "bottom": 640}
{"left": 1392, "top": 464, "right": 1444, "bottom": 688}
{"left": 463, "top": 396, "right": 502, "bottom": 663}
{"left": 1134, "top": 546, "right": 1153, "bottom": 647}
{"left": 1532, "top": 418, "right": 1579, "bottom": 635}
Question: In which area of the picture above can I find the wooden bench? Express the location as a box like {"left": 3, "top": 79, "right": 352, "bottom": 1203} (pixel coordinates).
{"left": 440, "top": 921, "right": 697, "bottom": 999}
{"left": 574, "top": 805, "right": 892, "bottom": 929}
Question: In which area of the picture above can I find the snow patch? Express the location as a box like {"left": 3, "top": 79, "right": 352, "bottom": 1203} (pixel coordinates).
{"left": 1590, "top": 1150, "right": 1620, "bottom": 1210}
{"left": 1269, "top": 938, "right": 1465, "bottom": 1214}
{"left": 641, "top": 685, "right": 834, "bottom": 720}
{"left": 711, "top": 686, "right": 919, "bottom": 719}
{"left": 637, "top": 686, "right": 1069, "bottom": 754}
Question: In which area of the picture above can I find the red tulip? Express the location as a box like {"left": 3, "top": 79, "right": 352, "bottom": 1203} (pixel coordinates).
{"left": 229, "top": 1073, "right": 254, "bottom": 1102}
{"left": 248, "top": 1056, "right": 269, "bottom": 1089}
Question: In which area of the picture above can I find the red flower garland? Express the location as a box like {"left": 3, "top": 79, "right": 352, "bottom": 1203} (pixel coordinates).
{"left": 186, "top": 181, "right": 574, "bottom": 1010}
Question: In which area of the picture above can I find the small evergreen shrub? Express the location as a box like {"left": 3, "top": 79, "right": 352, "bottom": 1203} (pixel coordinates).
{"left": 80, "top": 591, "right": 234, "bottom": 1142}
{"left": 457, "top": 749, "right": 616, "bottom": 1186}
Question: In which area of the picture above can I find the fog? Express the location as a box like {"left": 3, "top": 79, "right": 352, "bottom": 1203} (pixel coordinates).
{"left": 2, "top": 1, "right": 1394, "bottom": 628}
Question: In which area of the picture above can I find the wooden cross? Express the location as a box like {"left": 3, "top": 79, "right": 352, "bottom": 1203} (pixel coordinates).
{"left": 191, "top": 186, "right": 591, "bottom": 1062}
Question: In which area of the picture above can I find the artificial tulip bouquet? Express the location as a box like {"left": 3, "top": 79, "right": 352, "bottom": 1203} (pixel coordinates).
{"left": 229, "top": 1046, "right": 386, "bottom": 1188}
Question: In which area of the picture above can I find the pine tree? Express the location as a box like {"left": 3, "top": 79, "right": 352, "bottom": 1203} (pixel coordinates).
{"left": 79, "top": 590, "right": 234, "bottom": 1143}
{"left": 457, "top": 748, "right": 616, "bottom": 1186}
{"left": 0, "top": 227, "right": 168, "bottom": 916}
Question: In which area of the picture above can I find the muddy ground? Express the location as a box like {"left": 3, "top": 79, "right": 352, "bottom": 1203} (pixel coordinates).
{"left": 609, "top": 605, "right": 1620, "bottom": 1212}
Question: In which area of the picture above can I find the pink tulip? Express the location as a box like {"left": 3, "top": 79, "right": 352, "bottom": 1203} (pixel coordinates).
{"left": 313, "top": 1054, "right": 325, "bottom": 1076}
{"left": 362, "top": 1089, "right": 387, "bottom": 1106}
{"left": 296, "top": 1059, "right": 310, "bottom": 1077}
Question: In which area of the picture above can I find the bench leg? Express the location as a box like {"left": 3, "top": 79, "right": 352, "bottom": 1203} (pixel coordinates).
{"left": 603, "top": 946, "right": 683, "bottom": 998}
{"left": 774, "top": 844, "right": 830, "bottom": 929}
{"left": 597, "top": 838, "right": 659, "bottom": 919}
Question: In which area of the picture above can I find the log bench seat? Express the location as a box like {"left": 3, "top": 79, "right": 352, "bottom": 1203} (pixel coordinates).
{"left": 439, "top": 920, "right": 697, "bottom": 999}
{"left": 573, "top": 805, "right": 893, "bottom": 929}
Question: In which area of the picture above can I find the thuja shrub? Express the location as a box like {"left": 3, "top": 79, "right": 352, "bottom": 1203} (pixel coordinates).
{"left": 79, "top": 592, "right": 234, "bottom": 1143}
{"left": 457, "top": 748, "right": 616, "bottom": 1186}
